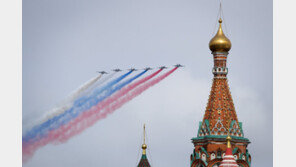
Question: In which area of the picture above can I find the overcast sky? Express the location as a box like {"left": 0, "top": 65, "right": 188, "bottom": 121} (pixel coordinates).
{"left": 23, "top": 0, "right": 272, "bottom": 167}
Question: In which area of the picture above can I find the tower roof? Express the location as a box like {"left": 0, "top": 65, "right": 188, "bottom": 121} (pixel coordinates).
{"left": 137, "top": 124, "right": 151, "bottom": 167}
{"left": 209, "top": 18, "right": 232, "bottom": 52}
{"left": 137, "top": 154, "right": 151, "bottom": 167}
{"left": 201, "top": 77, "right": 242, "bottom": 136}
{"left": 219, "top": 136, "right": 239, "bottom": 167}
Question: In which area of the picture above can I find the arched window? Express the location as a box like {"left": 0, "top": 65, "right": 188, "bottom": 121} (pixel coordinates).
{"left": 201, "top": 153, "right": 207, "bottom": 162}
{"left": 211, "top": 153, "right": 216, "bottom": 160}
{"left": 217, "top": 151, "right": 222, "bottom": 158}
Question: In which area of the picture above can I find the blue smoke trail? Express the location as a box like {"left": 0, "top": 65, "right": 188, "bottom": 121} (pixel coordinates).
{"left": 23, "top": 71, "right": 133, "bottom": 142}
{"left": 24, "top": 70, "right": 148, "bottom": 143}
{"left": 77, "top": 72, "right": 117, "bottom": 99}
{"left": 23, "top": 72, "right": 118, "bottom": 135}
{"left": 54, "top": 70, "right": 148, "bottom": 129}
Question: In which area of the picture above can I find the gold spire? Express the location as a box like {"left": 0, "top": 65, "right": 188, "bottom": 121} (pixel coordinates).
{"left": 209, "top": 18, "right": 232, "bottom": 52}
{"left": 226, "top": 135, "right": 232, "bottom": 148}
{"left": 141, "top": 124, "right": 147, "bottom": 155}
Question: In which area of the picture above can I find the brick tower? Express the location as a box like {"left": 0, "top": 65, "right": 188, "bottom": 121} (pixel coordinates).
{"left": 189, "top": 18, "right": 252, "bottom": 167}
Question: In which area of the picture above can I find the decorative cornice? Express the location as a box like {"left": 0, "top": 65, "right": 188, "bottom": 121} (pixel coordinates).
{"left": 191, "top": 135, "right": 250, "bottom": 143}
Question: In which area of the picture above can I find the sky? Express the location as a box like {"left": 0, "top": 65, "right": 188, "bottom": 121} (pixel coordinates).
{"left": 23, "top": 0, "right": 272, "bottom": 167}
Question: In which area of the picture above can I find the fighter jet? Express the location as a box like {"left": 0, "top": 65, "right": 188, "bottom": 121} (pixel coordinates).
{"left": 143, "top": 67, "right": 153, "bottom": 71}
{"left": 97, "top": 71, "right": 108, "bottom": 74}
{"left": 174, "top": 64, "right": 184, "bottom": 67}
{"left": 112, "top": 69, "right": 122, "bottom": 72}
{"left": 159, "top": 66, "right": 168, "bottom": 69}
{"left": 128, "top": 68, "right": 137, "bottom": 71}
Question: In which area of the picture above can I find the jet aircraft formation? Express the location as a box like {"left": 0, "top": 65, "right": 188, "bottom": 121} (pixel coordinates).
{"left": 97, "top": 64, "right": 184, "bottom": 74}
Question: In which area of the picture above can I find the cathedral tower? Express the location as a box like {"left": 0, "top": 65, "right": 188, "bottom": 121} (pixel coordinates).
{"left": 137, "top": 124, "right": 151, "bottom": 167}
{"left": 190, "top": 18, "right": 252, "bottom": 167}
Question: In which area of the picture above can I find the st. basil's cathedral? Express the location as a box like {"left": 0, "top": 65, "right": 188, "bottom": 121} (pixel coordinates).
{"left": 137, "top": 17, "right": 252, "bottom": 167}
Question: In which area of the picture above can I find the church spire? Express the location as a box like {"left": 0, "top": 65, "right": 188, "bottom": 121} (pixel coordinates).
{"left": 219, "top": 136, "right": 239, "bottom": 167}
{"left": 137, "top": 124, "right": 151, "bottom": 167}
{"left": 142, "top": 124, "right": 147, "bottom": 155}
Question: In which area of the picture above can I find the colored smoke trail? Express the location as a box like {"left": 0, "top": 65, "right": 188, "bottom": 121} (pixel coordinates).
{"left": 23, "top": 70, "right": 147, "bottom": 147}
{"left": 45, "top": 70, "right": 148, "bottom": 132}
{"left": 22, "top": 74, "right": 103, "bottom": 133}
{"left": 22, "top": 68, "right": 177, "bottom": 161}
{"left": 44, "top": 72, "right": 117, "bottom": 120}
{"left": 23, "top": 71, "right": 132, "bottom": 143}
{"left": 78, "top": 72, "right": 117, "bottom": 98}
{"left": 49, "top": 68, "right": 163, "bottom": 142}
{"left": 73, "top": 71, "right": 133, "bottom": 107}
{"left": 68, "top": 74, "right": 103, "bottom": 102}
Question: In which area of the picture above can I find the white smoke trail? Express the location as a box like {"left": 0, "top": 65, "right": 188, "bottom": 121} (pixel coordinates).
{"left": 77, "top": 72, "right": 117, "bottom": 98}
{"left": 67, "top": 74, "right": 103, "bottom": 102}
{"left": 40, "top": 74, "right": 103, "bottom": 119}
{"left": 41, "top": 72, "right": 118, "bottom": 120}
{"left": 23, "top": 74, "right": 109, "bottom": 132}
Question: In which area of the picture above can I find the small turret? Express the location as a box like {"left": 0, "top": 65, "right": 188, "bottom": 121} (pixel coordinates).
{"left": 137, "top": 124, "right": 151, "bottom": 167}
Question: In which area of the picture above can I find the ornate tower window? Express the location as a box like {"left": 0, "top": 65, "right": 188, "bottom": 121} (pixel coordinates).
{"left": 202, "top": 153, "right": 207, "bottom": 162}
{"left": 211, "top": 153, "right": 216, "bottom": 160}
{"left": 217, "top": 150, "right": 222, "bottom": 158}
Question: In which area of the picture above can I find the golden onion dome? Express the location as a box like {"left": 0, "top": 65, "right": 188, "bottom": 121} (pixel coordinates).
{"left": 209, "top": 18, "right": 231, "bottom": 52}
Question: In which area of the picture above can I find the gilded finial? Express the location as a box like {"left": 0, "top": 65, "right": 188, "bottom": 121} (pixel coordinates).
{"left": 226, "top": 135, "right": 232, "bottom": 148}
{"left": 142, "top": 124, "right": 147, "bottom": 155}
{"left": 209, "top": 18, "right": 231, "bottom": 52}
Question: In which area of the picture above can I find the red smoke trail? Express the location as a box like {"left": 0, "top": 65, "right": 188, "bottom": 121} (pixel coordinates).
{"left": 23, "top": 68, "right": 167, "bottom": 162}
{"left": 53, "top": 67, "right": 178, "bottom": 142}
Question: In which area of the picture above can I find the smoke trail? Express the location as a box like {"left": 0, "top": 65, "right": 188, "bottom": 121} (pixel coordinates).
{"left": 78, "top": 72, "right": 117, "bottom": 98}
{"left": 43, "top": 72, "right": 117, "bottom": 120}
{"left": 22, "top": 70, "right": 149, "bottom": 162}
{"left": 22, "top": 74, "right": 103, "bottom": 133}
{"left": 23, "top": 71, "right": 132, "bottom": 143}
{"left": 54, "top": 67, "right": 177, "bottom": 142}
{"left": 49, "top": 69, "right": 163, "bottom": 141}
{"left": 23, "top": 70, "right": 147, "bottom": 144}
{"left": 68, "top": 74, "right": 103, "bottom": 102}
{"left": 22, "top": 68, "right": 177, "bottom": 162}
{"left": 47, "top": 70, "right": 148, "bottom": 131}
